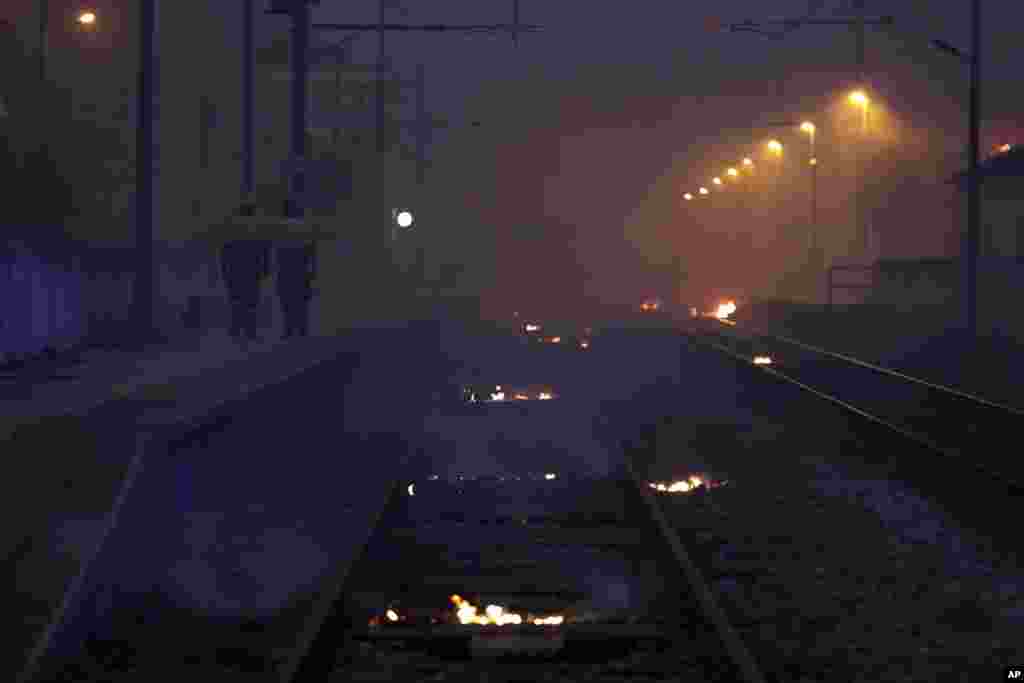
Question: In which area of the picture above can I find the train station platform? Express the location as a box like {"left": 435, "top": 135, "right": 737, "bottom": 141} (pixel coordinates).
{"left": 3, "top": 321, "right": 451, "bottom": 681}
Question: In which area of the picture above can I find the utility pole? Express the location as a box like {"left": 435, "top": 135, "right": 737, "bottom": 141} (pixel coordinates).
{"left": 287, "top": 1, "right": 311, "bottom": 221}
{"left": 415, "top": 62, "right": 427, "bottom": 187}
{"left": 38, "top": 0, "right": 48, "bottom": 83}
{"left": 242, "top": 0, "right": 254, "bottom": 200}
{"left": 132, "top": 0, "right": 160, "bottom": 346}
{"left": 851, "top": 0, "right": 867, "bottom": 260}
{"left": 967, "top": 0, "right": 980, "bottom": 338}
{"left": 932, "top": 0, "right": 981, "bottom": 338}
{"left": 376, "top": 0, "right": 393, "bottom": 156}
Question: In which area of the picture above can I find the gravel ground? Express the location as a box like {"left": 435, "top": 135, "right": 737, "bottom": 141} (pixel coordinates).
{"left": 627, "top": 371, "right": 1024, "bottom": 682}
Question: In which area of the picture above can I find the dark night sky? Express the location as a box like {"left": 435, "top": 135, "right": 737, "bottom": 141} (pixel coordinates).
{"left": 291, "top": 0, "right": 1023, "bottom": 315}
{"left": 8, "top": 1, "right": 1024, "bottom": 317}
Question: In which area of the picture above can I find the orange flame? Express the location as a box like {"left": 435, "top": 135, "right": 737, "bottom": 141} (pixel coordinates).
{"left": 713, "top": 301, "right": 737, "bottom": 320}
{"left": 647, "top": 473, "right": 724, "bottom": 494}
{"left": 449, "top": 594, "right": 562, "bottom": 627}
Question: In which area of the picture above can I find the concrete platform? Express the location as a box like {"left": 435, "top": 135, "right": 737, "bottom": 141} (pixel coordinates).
{"left": 10, "top": 324, "right": 449, "bottom": 682}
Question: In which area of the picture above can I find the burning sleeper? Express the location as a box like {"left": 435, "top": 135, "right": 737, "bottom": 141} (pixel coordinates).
{"left": 647, "top": 474, "right": 727, "bottom": 494}
{"left": 450, "top": 594, "right": 564, "bottom": 627}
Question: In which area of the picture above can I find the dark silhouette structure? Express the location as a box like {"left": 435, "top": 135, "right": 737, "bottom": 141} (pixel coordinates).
{"left": 220, "top": 219, "right": 271, "bottom": 344}
{"left": 276, "top": 242, "right": 316, "bottom": 339}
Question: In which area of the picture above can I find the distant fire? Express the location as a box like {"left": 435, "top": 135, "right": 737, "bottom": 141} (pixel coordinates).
{"left": 713, "top": 301, "right": 737, "bottom": 320}
{"left": 448, "top": 594, "right": 564, "bottom": 627}
{"left": 648, "top": 474, "right": 726, "bottom": 494}
{"left": 480, "top": 385, "right": 556, "bottom": 402}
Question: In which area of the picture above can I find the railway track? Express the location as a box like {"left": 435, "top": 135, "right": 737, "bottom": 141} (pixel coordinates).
{"left": 286, "top": 465, "right": 763, "bottom": 681}
{"left": 689, "top": 317, "right": 1024, "bottom": 492}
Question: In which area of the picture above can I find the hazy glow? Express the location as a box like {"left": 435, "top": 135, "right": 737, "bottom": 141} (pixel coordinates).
{"left": 683, "top": 192, "right": 693, "bottom": 201}
{"left": 726, "top": 168, "right": 739, "bottom": 177}
{"left": 712, "top": 177, "right": 722, "bottom": 185}
{"left": 767, "top": 139, "right": 783, "bottom": 154}
{"left": 698, "top": 187, "right": 709, "bottom": 195}
{"left": 848, "top": 90, "right": 869, "bottom": 107}
{"left": 800, "top": 121, "right": 815, "bottom": 134}
{"left": 77, "top": 10, "right": 97, "bottom": 25}
{"left": 742, "top": 157, "right": 753, "bottom": 166}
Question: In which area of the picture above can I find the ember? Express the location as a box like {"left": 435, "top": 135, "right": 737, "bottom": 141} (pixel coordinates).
{"left": 450, "top": 595, "right": 523, "bottom": 626}
{"left": 449, "top": 595, "right": 564, "bottom": 628}
{"left": 648, "top": 474, "right": 725, "bottom": 494}
{"left": 713, "top": 301, "right": 737, "bottom": 320}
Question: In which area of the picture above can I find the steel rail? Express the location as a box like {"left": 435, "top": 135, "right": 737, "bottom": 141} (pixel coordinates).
{"left": 687, "top": 331, "right": 1024, "bottom": 492}
{"left": 623, "top": 455, "right": 767, "bottom": 683}
{"left": 728, "top": 321, "right": 1024, "bottom": 417}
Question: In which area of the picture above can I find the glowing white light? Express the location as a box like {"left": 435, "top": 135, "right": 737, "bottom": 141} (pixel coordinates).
{"left": 407, "top": 483, "right": 415, "bottom": 496}
{"left": 545, "top": 473, "right": 556, "bottom": 480}
{"left": 395, "top": 210, "right": 414, "bottom": 228}
{"left": 386, "top": 609, "right": 399, "bottom": 622}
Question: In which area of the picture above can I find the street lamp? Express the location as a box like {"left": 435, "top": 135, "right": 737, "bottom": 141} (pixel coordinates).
{"left": 712, "top": 176, "right": 723, "bottom": 186}
{"left": 76, "top": 10, "right": 97, "bottom": 26}
{"left": 846, "top": 89, "right": 872, "bottom": 259}
{"left": 742, "top": 157, "right": 754, "bottom": 168}
{"left": 683, "top": 192, "right": 694, "bottom": 201}
{"left": 800, "top": 121, "right": 820, "bottom": 298}
{"left": 698, "top": 186, "right": 709, "bottom": 195}
{"left": 726, "top": 167, "right": 739, "bottom": 178}
{"left": 767, "top": 139, "right": 783, "bottom": 154}
{"left": 847, "top": 89, "right": 870, "bottom": 132}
